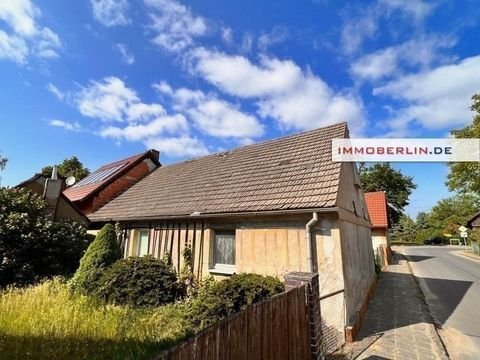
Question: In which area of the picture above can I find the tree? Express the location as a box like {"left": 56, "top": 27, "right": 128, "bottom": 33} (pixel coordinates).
{"left": 42, "top": 156, "right": 90, "bottom": 181}
{"left": 447, "top": 94, "right": 480, "bottom": 194}
{"left": 0, "top": 153, "right": 7, "bottom": 186}
{"left": 0, "top": 188, "right": 88, "bottom": 288}
{"left": 427, "top": 194, "right": 480, "bottom": 235}
{"left": 390, "top": 215, "right": 418, "bottom": 243}
{"left": 70, "top": 223, "right": 121, "bottom": 293}
{"left": 360, "top": 163, "right": 417, "bottom": 224}
{"left": 0, "top": 153, "right": 7, "bottom": 171}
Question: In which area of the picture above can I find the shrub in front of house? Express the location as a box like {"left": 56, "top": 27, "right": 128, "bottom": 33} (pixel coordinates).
{"left": 185, "top": 273, "right": 284, "bottom": 331}
{"left": 70, "top": 223, "right": 121, "bottom": 293}
{"left": 0, "top": 187, "right": 89, "bottom": 288}
{"left": 94, "top": 256, "right": 185, "bottom": 307}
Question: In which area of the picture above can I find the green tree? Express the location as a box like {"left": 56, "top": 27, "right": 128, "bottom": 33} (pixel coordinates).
{"left": 427, "top": 194, "right": 480, "bottom": 235}
{"left": 70, "top": 223, "right": 121, "bottom": 293}
{"left": 0, "top": 153, "right": 7, "bottom": 186}
{"left": 0, "top": 153, "right": 7, "bottom": 172}
{"left": 390, "top": 215, "right": 418, "bottom": 243}
{"left": 447, "top": 94, "right": 480, "bottom": 194}
{"left": 360, "top": 163, "right": 417, "bottom": 224}
{"left": 42, "top": 156, "right": 90, "bottom": 182}
{"left": 0, "top": 188, "right": 88, "bottom": 287}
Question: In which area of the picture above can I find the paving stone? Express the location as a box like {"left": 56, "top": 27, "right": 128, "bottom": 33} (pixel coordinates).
{"left": 340, "top": 253, "right": 448, "bottom": 360}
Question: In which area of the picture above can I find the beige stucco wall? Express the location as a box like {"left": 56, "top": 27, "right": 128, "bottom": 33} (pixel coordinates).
{"left": 338, "top": 220, "right": 375, "bottom": 326}
{"left": 371, "top": 228, "right": 389, "bottom": 254}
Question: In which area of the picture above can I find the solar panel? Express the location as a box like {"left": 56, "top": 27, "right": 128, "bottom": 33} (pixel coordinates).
{"left": 73, "top": 164, "right": 125, "bottom": 187}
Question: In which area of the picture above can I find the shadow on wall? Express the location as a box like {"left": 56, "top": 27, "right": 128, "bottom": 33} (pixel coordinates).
{"left": 355, "top": 270, "right": 472, "bottom": 342}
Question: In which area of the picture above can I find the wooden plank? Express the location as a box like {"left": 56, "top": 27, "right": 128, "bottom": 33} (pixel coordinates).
{"left": 261, "top": 297, "right": 273, "bottom": 360}
{"left": 217, "top": 319, "right": 229, "bottom": 360}
{"left": 286, "top": 288, "right": 297, "bottom": 360}
{"left": 298, "top": 285, "right": 310, "bottom": 360}
{"left": 246, "top": 304, "right": 261, "bottom": 358}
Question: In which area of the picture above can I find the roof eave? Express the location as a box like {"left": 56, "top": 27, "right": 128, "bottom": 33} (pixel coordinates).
{"left": 89, "top": 206, "right": 341, "bottom": 223}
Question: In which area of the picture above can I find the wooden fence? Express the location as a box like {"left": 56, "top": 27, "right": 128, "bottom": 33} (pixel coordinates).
{"left": 155, "top": 285, "right": 311, "bottom": 360}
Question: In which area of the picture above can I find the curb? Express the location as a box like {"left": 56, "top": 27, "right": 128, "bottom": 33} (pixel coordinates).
{"left": 400, "top": 252, "right": 451, "bottom": 359}
{"left": 453, "top": 250, "right": 480, "bottom": 262}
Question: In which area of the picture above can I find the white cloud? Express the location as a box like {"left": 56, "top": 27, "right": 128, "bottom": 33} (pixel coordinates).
{"left": 374, "top": 55, "right": 480, "bottom": 132}
{"left": 75, "top": 77, "right": 166, "bottom": 122}
{"left": 258, "top": 26, "right": 289, "bottom": 51}
{"left": 90, "top": 0, "right": 130, "bottom": 27}
{"left": 155, "top": 82, "right": 264, "bottom": 138}
{"left": 145, "top": 135, "right": 209, "bottom": 157}
{"left": 340, "top": 0, "right": 435, "bottom": 54}
{"left": 49, "top": 119, "right": 82, "bottom": 132}
{"left": 144, "top": 0, "right": 207, "bottom": 52}
{"left": 0, "top": 31, "right": 28, "bottom": 63}
{"left": 192, "top": 48, "right": 365, "bottom": 134}
{"left": 46, "top": 83, "right": 65, "bottom": 100}
{"left": 100, "top": 114, "right": 188, "bottom": 141}
{"left": 0, "top": 0, "right": 61, "bottom": 63}
{"left": 351, "top": 35, "right": 456, "bottom": 81}
{"left": 221, "top": 27, "right": 233, "bottom": 45}
{"left": 115, "top": 43, "right": 135, "bottom": 64}
{"left": 379, "top": 0, "right": 434, "bottom": 22}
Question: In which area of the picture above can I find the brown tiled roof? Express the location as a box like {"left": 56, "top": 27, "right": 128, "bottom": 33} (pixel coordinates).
{"left": 364, "top": 192, "right": 389, "bottom": 228}
{"left": 64, "top": 150, "right": 159, "bottom": 202}
{"left": 89, "top": 122, "right": 348, "bottom": 222}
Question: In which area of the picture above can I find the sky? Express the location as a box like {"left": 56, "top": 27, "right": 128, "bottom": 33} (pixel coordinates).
{"left": 0, "top": 0, "right": 479, "bottom": 217}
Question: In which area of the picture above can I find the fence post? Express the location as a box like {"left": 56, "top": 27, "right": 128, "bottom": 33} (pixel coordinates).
{"left": 284, "top": 272, "right": 323, "bottom": 360}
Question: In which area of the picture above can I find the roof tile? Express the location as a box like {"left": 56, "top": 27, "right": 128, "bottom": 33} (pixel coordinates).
{"left": 89, "top": 123, "right": 348, "bottom": 221}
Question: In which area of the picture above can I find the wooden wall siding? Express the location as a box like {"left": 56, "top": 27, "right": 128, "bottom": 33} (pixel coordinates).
{"left": 155, "top": 286, "right": 310, "bottom": 360}
{"left": 127, "top": 223, "right": 211, "bottom": 278}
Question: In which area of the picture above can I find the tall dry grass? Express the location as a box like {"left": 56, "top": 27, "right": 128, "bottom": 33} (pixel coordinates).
{"left": 0, "top": 278, "right": 189, "bottom": 359}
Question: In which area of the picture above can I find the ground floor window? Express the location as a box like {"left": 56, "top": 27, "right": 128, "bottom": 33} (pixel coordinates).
{"left": 211, "top": 230, "right": 236, "bottom": 274}
{"left": 137, "top": 230, "right": 149, "bottom": 256}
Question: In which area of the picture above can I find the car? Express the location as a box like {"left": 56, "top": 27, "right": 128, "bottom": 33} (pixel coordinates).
{"left": 424, "top": 237, "right": 444, "bottom": 245}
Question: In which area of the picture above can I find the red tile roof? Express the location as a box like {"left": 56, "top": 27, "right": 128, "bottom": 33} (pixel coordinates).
{"left": 364, "top": 191, "right": 389, "bottom": 228}
{"left": 64, "top": 150, "right": 159, "bottom": 202}
{"left": 89, "top": 123, "right": 348, "bottom": 222}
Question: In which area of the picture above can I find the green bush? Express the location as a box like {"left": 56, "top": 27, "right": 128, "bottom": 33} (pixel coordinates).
{"left": 0, "top": 187, "right": 89, "bottom": 288}
{"left": 186, "top": 273, "right": 284, "bottom": 331}
{"left": 94, "top": 256, "right": 185, "bottom": 307}
{"left": 70, "top": 223, "right": 121, "bottom": 293}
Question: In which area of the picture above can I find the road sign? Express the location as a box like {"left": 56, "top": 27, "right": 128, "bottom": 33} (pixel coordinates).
{"left": 460, "top": 231, "right": 468, "bottom": 238}
{"left": 459, "top": 225, "right": 467, "bottom": 232}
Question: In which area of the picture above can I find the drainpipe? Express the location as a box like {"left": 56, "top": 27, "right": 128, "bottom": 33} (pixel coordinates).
{"left": 306, "top": 212, "right": 318, "bottom": 273}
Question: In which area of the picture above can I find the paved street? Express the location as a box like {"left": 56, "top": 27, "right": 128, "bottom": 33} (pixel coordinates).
{"left": 397, "top": 245, "right": 480, "bottom": 360}
{"left": 344, "top": 253, "right": 448, "bottom": 360}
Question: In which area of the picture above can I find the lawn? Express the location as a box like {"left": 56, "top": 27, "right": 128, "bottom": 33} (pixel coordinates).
{"left": 0, "top": 278, "right": 190, "bottom": 359}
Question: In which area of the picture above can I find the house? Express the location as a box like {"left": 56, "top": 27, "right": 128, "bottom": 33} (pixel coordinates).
{"left": 467, "top": 211, "right": 480, "bottom": 231}
{"left": 364, "top": 191, "right": 391, "bottom": 267}
{"left": 16, "top": 173, "right": 89, "bottom": 227}
{"left": 89, "top": 122, "right": 376, "bottom": 345}
{"left": 63, "top": 149, "right": 160, "bottom": 216}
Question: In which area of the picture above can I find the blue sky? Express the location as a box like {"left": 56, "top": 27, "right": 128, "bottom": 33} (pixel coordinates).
{"left": 0, "top": 0, "right": 479, "bottom": 217}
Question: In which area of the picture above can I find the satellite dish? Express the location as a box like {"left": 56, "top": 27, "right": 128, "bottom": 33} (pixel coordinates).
{"left": 65, "top": 176, "right": 76, "bottom": 187}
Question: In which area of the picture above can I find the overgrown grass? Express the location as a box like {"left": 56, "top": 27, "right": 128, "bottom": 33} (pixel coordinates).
{"left": 0, "top": 278, "right": 190, "bottom": 359}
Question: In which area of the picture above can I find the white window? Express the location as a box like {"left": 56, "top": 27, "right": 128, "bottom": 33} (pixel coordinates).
{"left": 211, "top": 230, "right": 236, "bottom": 274}
{"left": 137, "top": 230, "right": 149, "bottom": 257}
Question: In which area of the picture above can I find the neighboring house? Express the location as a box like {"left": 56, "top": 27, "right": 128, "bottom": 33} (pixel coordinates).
{"left": 467, "top": 211, "right": 480, "bottom": 231}
{"left": 364, "top": 191, "right": 391, "bottom": 267}
{"left": 16, "top": 173, "right": 89, "bottom": 227}
{"left": 89, "top": 122, "right": 376, "bottom": 344}
{"left": 63, "top": 150, "right": 160, "bottom": 216}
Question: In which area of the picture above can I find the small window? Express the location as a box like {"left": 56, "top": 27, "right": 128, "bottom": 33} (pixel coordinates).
{"left": 137, "top": 230, "right": 149, "bottom": 257}
{"left": 211, "top": 230, "right": 236, "bottom": 274}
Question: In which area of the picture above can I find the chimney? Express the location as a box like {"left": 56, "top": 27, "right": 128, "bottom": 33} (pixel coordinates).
{"left": 43, "top": 167, "right": 64, "bottom": 220}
